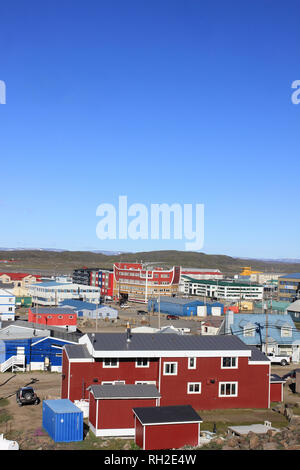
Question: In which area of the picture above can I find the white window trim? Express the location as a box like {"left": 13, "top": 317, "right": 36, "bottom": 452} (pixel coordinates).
{"left": 101, "top": 380, "right": 126, "bottom": 385}
{"left": 163, "top": 362, "right": 178, "bottom": 376}
{"left": 221, "top": 357, "right": 238, "bottom": 369}
{"left": 135, "top": 381, "right": 156, "bottom": 385}
{"left": 103, "top": 358, "right": 119, "bottom": 368}
{"left": 219, "top": 381, "right": 238, "bottom": 397}
{"left": 281, "top": 327, "right": 292, "bottom": 337}
{"left": 243, "top": 325, "right": 255, "bottom": 337}
{"left": 135, "top": 358, "right": 150, "bottom": 368}
{"left": 187, "top": 382, "right": 201, "bottom": 394}
{"left": 188, "top": 357, "right": 197, "bottom": 369}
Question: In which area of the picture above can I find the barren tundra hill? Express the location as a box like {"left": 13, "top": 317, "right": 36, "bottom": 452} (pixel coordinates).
{"left": 0, "top": 249, "right": 300, "bottom": 277}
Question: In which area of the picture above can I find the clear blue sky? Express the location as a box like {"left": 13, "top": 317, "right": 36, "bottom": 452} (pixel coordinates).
{"left": 0, "top": 0, "right": 299, "bottom": 258}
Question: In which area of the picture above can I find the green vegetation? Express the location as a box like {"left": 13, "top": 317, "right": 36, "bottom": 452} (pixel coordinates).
{"left": 71, "top": 433, "right": 134, "bottom": 451}
{"left": 1, "top": 249, "right": 300, "bottom": 276}
{"left": 0, "top": 409, "right": 12, "bottom": 424}
{"left": 0, "top": 398, "right": 10, "bottom": 407}
{"left": 197, "top": 408, "right": 289, "bottom": 435}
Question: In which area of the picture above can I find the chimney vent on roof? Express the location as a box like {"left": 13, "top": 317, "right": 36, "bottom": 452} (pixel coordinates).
{"left": 126, "top": 322, "right": 131, "bottom": 343}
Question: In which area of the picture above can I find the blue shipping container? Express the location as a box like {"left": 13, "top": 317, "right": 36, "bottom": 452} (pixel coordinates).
{"left": 42, "top": 399, "right": 83, "bottom": 442}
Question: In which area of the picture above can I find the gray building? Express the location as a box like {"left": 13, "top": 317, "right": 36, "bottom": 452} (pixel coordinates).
{"left": 286, "top": 300, "right": 300, "bottom": 323}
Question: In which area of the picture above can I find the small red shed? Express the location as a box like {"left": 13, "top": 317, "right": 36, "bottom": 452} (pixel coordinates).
{"left": 88, "top": 384, "right": 160, "bottom": 437}
{"left": 133, "top": 405, "right": 202, "bottom": 450}
{"left": 270, "top": 374, "right": 285, "bottom": 403}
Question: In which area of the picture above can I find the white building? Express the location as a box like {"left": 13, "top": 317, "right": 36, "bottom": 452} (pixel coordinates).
{"left": 179, "top": 268, "right": 224, "bottom": 292}
{"left": 28, "top": 281, "right": 100, "bottom": 306}
{"left": 181, "top": 276, "right": 264, "bottom": 301}
{"left": 249, "top": 272, "right": 285, "bottom": 284}
{"left": 0, "top": 288, "right": 16, "bottom": 321}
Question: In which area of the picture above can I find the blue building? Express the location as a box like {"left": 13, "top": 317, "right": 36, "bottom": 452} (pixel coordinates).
{"left": 223, "top": 312, "right": 300, "bottom": 363}
{"left": 0, "top": 332, "right": 81, "bottom": 373}
{"left": 147, "top": 296, "right": 224, "bottom": 317}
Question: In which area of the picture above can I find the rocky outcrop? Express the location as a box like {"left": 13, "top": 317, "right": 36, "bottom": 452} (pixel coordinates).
{"left": 205, "top": 421, "right": 300, "bottom": 450}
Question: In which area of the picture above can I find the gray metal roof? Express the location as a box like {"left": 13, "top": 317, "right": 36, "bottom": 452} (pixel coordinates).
{"left": 287, "top": 300, "right": 300, "bottom": 313}
{"left": 248, "top": 346, "right": 270, "bottom": 362}
{"left": 87, "top": 332, "right": 251, "bottom": 352}
{"left": 88, "top": 384, "right": 160, "bottom": 399}
{"left": 64, "top": 343, "right": 92, "bottom": 359}
{"left": 31, "top": 307, "right": 75, "bottom": 315}
{"left": 133, "top": 405, "right": 202, "bottom": 424}
{"left": 0, "top": 320, "right": 82, "bottom": 343}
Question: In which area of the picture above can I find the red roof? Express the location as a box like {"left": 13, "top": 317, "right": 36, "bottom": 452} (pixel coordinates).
{"left": 0, "top": 272, "right": 42, "bottom": 281}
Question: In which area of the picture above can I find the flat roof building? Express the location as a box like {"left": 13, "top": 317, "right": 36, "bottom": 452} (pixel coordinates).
{"left": 181, "top": 276, "right": 264, "bottom": 301}
{"left": 278, "top": 273, "right": 300, "bottom": 302}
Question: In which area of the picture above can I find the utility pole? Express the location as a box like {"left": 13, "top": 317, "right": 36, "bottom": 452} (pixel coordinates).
{"left": 255, "top": 322, "right": 263, "bottom": 351}
{"left": 158, "top": 294, "right": 161, "bottom": 330}
{"left": 264, "top": 300, "right": 268, "bottom": 355}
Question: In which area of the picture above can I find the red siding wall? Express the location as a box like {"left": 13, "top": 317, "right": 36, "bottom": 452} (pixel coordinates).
{"left": 62, "top": 358, "right": 159, "bottom": 401}
{"left": 89, "top": 397, "right": 157, "bottom": 431}
{"left": 135, "top": 417, "right": 144, "bottom": 449}
{"left": 62, "top": 354, "right": 270, "bottom": 409}
{"left": 159, "top": 357, "right": 269, "bottom": 409}
{"left": 61, "top": 350, "right": 69, "bottom": 398}
{"left": 28, "top": 308, "right": 77, "bottom": 327}
{"left": 270, "top": 382, "right": 283, "bottom": 402}
{"left": 143, "top": 422, "right": 199, "bottom": 450}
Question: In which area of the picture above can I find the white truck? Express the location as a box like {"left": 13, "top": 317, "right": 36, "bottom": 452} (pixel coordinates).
{"left": 267, "top": 353, "right": 291, "bottom": 366}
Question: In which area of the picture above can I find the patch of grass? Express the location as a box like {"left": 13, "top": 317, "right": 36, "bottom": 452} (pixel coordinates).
{"left": 0, "top": 409, "right": 12, "bottom": 424}
{"left": 197, "top": 408, "right": 288, "bottom": 434}
{"left": 0, "top": 398, "right": 10, "bottom": 407}
{"left": 70, "top": 432, "right": 134, "bottom": 451}
{"left": 197, "top": 441, "right": 224, "bottom": 450}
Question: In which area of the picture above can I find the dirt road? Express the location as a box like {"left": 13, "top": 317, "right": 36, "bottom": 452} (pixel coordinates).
{"left": 0, "top": 372, "right": 61, "bottom": 437}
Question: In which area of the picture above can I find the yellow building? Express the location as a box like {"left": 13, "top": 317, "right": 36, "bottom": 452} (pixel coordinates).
{"left": 240, "top": 267, "right": 262, "bottom": 277}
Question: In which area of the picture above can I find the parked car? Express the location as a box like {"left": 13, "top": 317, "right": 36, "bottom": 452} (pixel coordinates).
{"left": 267, "top": 353, "right": 292, "bottom": 366}
{"left": 137, "top": 310, "right": 147, "bottom": 315}
{"left": 16, "top": 387, "right": 40, "bottom": 407}
{"left": 167, "top": 315, "right": 178, "bottom": 320}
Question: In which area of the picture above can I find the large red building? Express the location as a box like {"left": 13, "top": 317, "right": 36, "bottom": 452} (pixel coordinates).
{"left": 61, "top": 332, "right": 275, "bottom": 416}
{"left": 113, "top": 262, "right": 181, "bottom": 303}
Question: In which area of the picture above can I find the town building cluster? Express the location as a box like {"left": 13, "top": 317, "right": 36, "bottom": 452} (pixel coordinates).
{"left": 0, "top": 262, "right": 299, "bottom": 449}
